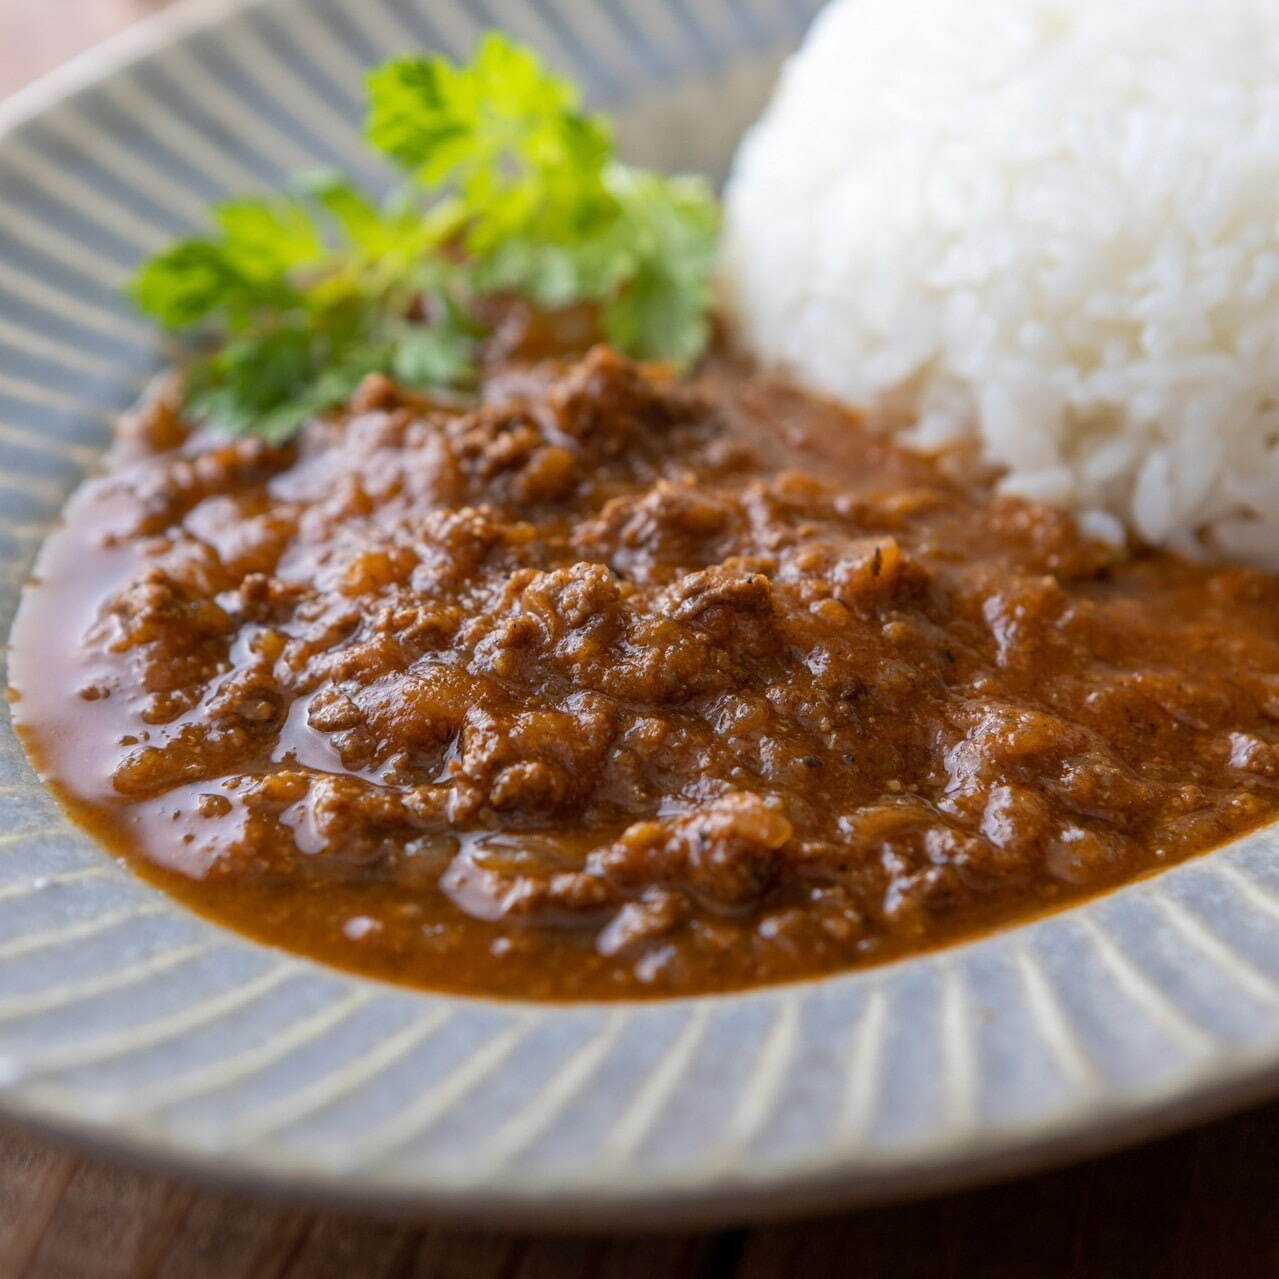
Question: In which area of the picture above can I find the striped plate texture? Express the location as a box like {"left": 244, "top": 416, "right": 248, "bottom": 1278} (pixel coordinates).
{"left": 1, "top": 0, "right": 1279, "bottom": 1230}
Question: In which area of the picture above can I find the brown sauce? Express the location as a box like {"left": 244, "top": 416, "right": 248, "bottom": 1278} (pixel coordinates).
{"left": 11, "top": 336, "right": 1279, "bottom": 1000}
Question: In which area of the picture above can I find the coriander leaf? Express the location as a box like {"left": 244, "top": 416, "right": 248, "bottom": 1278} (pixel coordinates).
{"left": 292, "top": 169, "right": 390, "bottom": 246}
{"left": 606, "top": 261, "right": 712, "bottom": 366}
{"left": 186, "top": 323, "right": 397, "bottom": 444}
{"left": 469, "top": 238, "right": 628, "bottom": 309}
{"left": 366, "top": 34, "right": 585, "bottom": 178}
{"left": 304, "top": 343, "right": 396, "bottom": 415}
{"left": 602, "top": 170, "right": 721, "bottom": 364}
{"left": 130, "top": 241, "right": 247, "bottom": 331}
{"left": 130, "top": 194, "right": 323, "bottom": 332}
{"left": 292, "top": 169, "right": 437, "bottom": 264}
{"left": 366, "top": 34, "right": 614, "bottom": 251}
{"left": 212, "top": 197, "right": 326, "bottom": 274}
{"left": 127, "top": 33, "right": 723, "bottom": 444}
{"left": 391, "top": 323, "right": 478, "bottom": 387}
{"left": 184, "top": 326, "right": 320, "bottom": 442}
{"left": 364, "top": 56, "right": 465, "bottom": 175}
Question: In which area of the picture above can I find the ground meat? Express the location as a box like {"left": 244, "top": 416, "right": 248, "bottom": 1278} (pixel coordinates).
{"left": 588, "top": 792, "right": 793, "bottom": 909}
{"left": 14, "top": 342, "right": 1279, "bottom": 999}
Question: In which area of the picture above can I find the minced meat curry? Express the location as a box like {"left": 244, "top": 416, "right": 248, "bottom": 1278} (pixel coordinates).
{"left": 12, "top": 327, "right": 1279, "bottom": 999}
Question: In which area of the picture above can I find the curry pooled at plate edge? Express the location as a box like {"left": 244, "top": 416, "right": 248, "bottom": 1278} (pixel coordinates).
{"left": 12, "top": 32, "right": 1279, "bottom": 1002}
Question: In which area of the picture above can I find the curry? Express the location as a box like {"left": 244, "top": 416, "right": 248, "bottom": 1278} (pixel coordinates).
{"left": 11, "top": 321, "right": 1279, "bottom": 999}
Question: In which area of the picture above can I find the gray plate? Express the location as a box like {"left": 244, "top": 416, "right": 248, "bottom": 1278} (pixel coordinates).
{"left": 1, "top": 0, "right": 1279, "bottom": 1231}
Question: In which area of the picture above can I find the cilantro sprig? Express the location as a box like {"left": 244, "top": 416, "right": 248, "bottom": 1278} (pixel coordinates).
{"left": 129, "top": 33, "right": 721, "bottom": 442}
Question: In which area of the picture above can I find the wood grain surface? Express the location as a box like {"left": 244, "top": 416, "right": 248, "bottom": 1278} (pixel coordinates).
{"left": 5, "top": 1104, "right": 1279, "bottom": 1279}
{"left": 4, "top": 3, "right": 1279, "bottom": 1276}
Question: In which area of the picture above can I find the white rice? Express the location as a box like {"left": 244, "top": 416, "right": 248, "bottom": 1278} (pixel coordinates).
{"left": 721, "top": 0, "right": 1279, "bottom": 564}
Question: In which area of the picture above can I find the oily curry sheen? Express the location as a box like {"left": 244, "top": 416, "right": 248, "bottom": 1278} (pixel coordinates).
{"left": 13, "top": 341, "right": 1279, "bottom": 999}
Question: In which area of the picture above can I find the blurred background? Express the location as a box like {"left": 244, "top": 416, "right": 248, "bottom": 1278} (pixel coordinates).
{"left": 0, "top": 1, "right": 165, "bottom": 98}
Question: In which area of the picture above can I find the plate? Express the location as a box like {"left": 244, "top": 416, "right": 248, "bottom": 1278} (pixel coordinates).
{"left": 2, "top": 0, "right": 1279, "bottom": 1231}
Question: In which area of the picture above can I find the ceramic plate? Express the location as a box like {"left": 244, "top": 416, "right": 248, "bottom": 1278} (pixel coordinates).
{"left": 2, "top": 0, "right": 1279, "bottom": 1231}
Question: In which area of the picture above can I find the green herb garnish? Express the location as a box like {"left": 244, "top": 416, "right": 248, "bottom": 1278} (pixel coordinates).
{"left": 129, "top": 33, "right": 721, "bottom": 442}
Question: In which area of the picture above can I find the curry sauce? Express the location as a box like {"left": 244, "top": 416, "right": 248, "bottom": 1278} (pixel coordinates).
{"left": 11, "top": 341, "right": 1279, "bottom": 999}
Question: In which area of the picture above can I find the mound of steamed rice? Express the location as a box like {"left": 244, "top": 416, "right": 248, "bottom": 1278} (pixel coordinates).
{"left": 721, "top": 0, "right": 1279, "bottom": 564}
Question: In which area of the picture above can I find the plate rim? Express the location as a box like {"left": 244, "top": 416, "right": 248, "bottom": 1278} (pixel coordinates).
{"left": 4, "top": 1040, "right": 1278, "bottom": 1232}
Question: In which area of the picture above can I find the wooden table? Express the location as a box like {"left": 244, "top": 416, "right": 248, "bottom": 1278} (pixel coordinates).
{"left": 4, "top": 1104, "right": 1279, "bottom": 1278}
{"left": 4, "top": 4, "right": 1279, "bottom": 1275}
